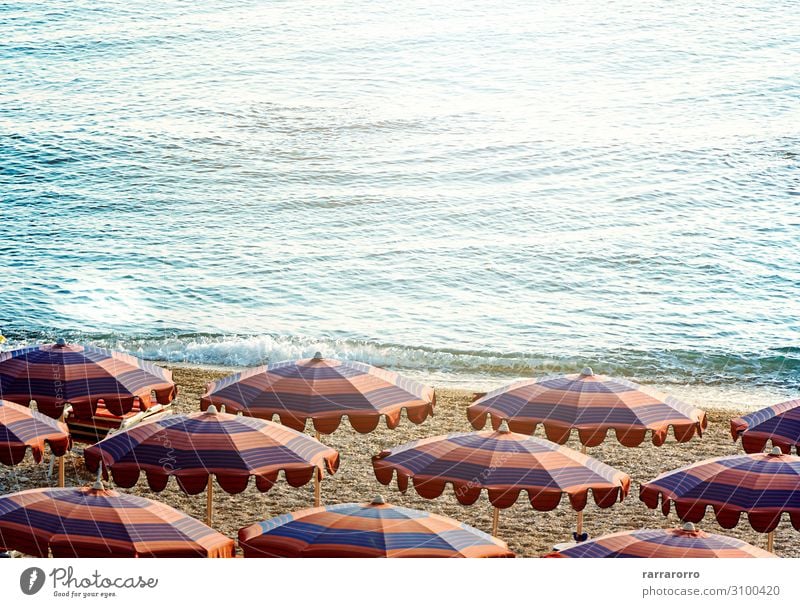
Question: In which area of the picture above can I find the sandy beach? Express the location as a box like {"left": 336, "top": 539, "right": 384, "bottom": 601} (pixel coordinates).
{"left": 2, "top": 366, "right": 796, "bottom": 558}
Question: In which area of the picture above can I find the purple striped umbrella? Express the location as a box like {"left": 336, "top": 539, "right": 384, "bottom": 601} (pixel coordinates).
{"left": 0, "top": 399, "right": 70, "bottom": 467}
{"left": 200, "top": 353, "right": 434, "bottom": 435}
{"left": 0, "top": 340, "right": 175, "bottom": 420}
{"left": 0, "top": 482, "right": 233, "bottom": 557}
{"left": 238, "top": 495, "right": 514, "bottom": 558}
{"left": 468, "top": 367, "right": 707, "bottom": 447}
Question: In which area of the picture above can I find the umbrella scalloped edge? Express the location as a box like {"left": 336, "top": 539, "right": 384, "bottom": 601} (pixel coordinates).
{"left": 467, "top": 411, "right": 708, "bottom": 447}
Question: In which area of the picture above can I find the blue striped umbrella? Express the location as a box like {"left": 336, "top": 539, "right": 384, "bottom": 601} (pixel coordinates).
{"left": 0, "top": 483, "right": 233, "bottom": 557}
{"left": 238, "top": 496, "right": 514, "bottom": 558}
{"left": 0, "top": 340, "right": 175, "bottom": 419}
{"left": 84, "top": 406, "right": 339, "bottom": 526}
{"left": 546, "top": 524, "right": 774, "bottom": 558}
{"left": 201, "top": 353, "right": 434, "bottom": 434}
{"left": 731, "top": 399, "right": 800, "bottom": 454}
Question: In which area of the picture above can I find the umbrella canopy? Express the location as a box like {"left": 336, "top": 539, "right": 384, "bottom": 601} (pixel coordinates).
{"left": 0, "top": 483, "right": 234, "bottom": 557}
{"left": 731, "top": 399, "right": 800, "bottom": 454}
{"left": 0, "top": 399, "right": 71, "bottom": 465}
{"left": 640, "top": 450, "right": 800, "bottom": 532}
{"left": 238, "top": 496, "right": 514, "bottom": 558}
{"left": 467, "top": 367, "right": 707, "bottom": 447}
{"left": 545, "top": 524, "right": 775, "bottom": 558}
{"left": 84, "top": 406, "right": 339, "bottom": 495}
{"left": 0, "top": 340, "right": 176, "bottom": 419}
{"left": 201, "top": 353, "right": 434, "bottom": 434}
{"left": 372, "top": 425, "right": 630, "bottom": 510}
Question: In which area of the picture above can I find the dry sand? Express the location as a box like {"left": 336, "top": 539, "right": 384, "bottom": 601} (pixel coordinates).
{"left": 2, "top": 366, "right": 796, "bottom": 557}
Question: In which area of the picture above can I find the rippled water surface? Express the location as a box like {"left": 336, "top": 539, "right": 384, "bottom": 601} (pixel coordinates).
{"left": 2, "top": 1, "right": 799, "bottom": 388}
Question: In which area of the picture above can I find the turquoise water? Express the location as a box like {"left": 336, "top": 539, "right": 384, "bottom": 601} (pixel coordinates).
{"left": 2, "top": 1, "right": 799, "bottom": 388}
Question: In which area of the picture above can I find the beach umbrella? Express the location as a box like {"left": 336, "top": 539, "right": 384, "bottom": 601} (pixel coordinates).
{"left": 372, "top": 422, "right": 630, "bottom": 537}
{"left": 200, "top": 352, "right": 434, "bottom": 434}
{"left": 544, "top": 523, "right": 775, "bottom": 558}
{"left": 0, "top": 482, "right": 234, "bottom": 557}
{"left": 467, "top": 367, "right": 707, "bottom": 448}
{"left": 0, "top": 339, "right": 176, "bottom": 420}
{"left": 640, "top": 449, "right": 800, "bottom": 552}
{"left": 238, "top": 495, "right": 514, "bottom": 558}
{"left": 84, "top": 405, "right": 339, "bottom": 526}
{"left": 0, "top": 400, "right": 71, "bottom": 487}
{"left": 731, "top": 398, "right": 800, "bottom": 454}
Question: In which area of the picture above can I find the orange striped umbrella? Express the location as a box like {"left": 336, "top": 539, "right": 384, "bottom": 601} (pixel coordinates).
{"left": 468, "top": 367, "right": 707, "bottom": 447}
{"left": 0, "top": 340, "right": 176, "bottom": 420}
{"left": 545, "top": 523, "right": 775, "bottom": 558}
{"left": 731, "top": 398, "right": 800, "bottom": 454}
{"left": 200, "top": 353, "right": 434, "bottom": 434}
{"left": 373, "top": 422, "right": 630, "bottom": 537}
{"left": 238, "top": 496, "right": 514, "bottom": 558}
{"left": 84, "top": 405, "right": 339, "bottom": 526}
{"left": 0, "top": 483, "right": 234, "bottom": 558}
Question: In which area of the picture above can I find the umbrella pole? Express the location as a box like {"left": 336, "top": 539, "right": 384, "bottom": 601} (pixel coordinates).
{"left": 206, "top": 475, "right": 214, "bottom": 527}
{"left": 491, "top": 507, "right": 500, "bottom": 536}
{"left": 57, "top": 456, "right": 65, "bottom": 488}
{"left": 767, "top": 531, "right": 775, "bottom": 553}
{"left": 314, "top": 431, "right": 322, "bottom": 507}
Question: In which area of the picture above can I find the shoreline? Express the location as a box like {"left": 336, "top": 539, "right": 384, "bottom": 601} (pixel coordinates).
{"left": 4, "top": 365, "right": 796, "bottom": 558}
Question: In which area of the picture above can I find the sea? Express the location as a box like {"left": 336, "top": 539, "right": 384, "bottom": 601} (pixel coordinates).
{"left": 2, "top": 1, "right": 799, "bottom": 404}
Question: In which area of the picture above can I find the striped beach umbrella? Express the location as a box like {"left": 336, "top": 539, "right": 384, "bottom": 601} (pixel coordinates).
{"left": 238, "top": 495, "right": 514, "bottom": 558}
{"left": 200, "top": 353, "right": 435, "bottom": 435}
{"left": 372, "top": 422, "right": 630, "bottom": 537}
{"left": 0, "top": 340, "right": 176, "bottom": 420}
{"left": 545, "top": 523, "right": 775, "bottom": 558}
{"left": 0, "top": 482, "right": 234, "bottom": 557}
{"left": 84, "top": 405, "right": 339, "bottom": 525}
{"left": 467, "top": 367, "right": 707, "bottom": 447}
{"left": 731, "top": 399, "right": 800, "bottom": 454}
{"left": 640, "top": 449, "right": 800, "bottom": 552}
{"left": 0, "top": 400, "right": 71, "bottom": 487}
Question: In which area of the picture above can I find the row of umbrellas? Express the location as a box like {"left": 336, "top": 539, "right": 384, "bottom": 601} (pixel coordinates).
{"left": 1, "top": 342, "right": 799, "bottom": 558}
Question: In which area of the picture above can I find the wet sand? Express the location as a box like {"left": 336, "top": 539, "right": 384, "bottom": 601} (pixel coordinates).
{"left": 2, "top": 366, "right": 796, "bottom": 557}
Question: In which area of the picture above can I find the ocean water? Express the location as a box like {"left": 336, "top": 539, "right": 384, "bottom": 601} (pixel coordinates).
{"left": 2, "top": 1, "right": 799, "bottom": 392}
